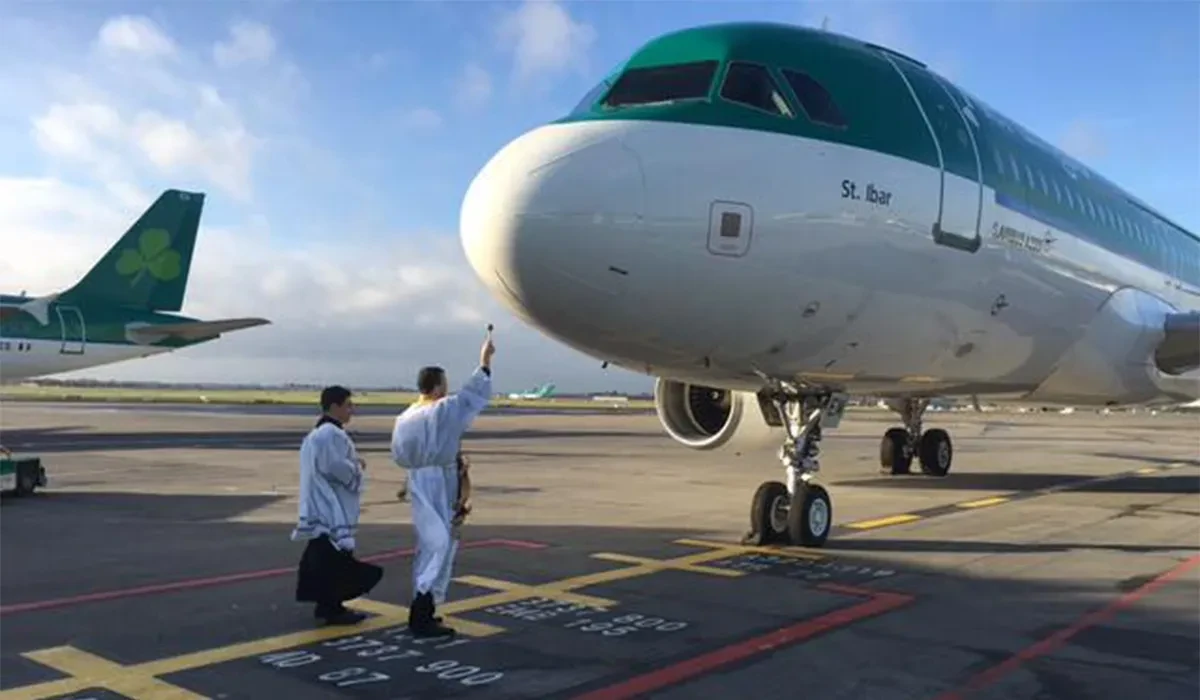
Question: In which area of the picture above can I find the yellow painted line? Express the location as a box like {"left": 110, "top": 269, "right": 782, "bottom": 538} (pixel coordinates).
{"left": 1136, "top": 467, "right": 1159, "bottom": 475}
{"left": 845, "top": 514, "right": 923, "bottom": 530}
{"left": 591, "top": 552, "right": 745, "bottom": 577}
{"left": 2, "top": 538, "right": 759, "bottom": 700}
{"left": 2, "top": 597, "right": 494, "bottom": 700}
{"left": 20, "top": 647, "right": 206, "bottom": 700}
{"left": 674, "top": 538, "right": 824, "bottom": 560}
{"left": 453, "top": 575, "right": 618, "bottom": 609}
{"left": 541, "top": 546, "right": 758, "bottom": 591}
{"left": 956, "top": 496, "right": 1010, "bottom": 509}
{"left": 345, "top": 598, "right": 505, "bottom": 637}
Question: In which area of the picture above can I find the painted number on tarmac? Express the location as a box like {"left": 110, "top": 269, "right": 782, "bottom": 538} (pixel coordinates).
{"left": 718, "top": 554, "right": 896, "bottom": 582}
{"left": 484, "top": 597, "right": 603, "bottom": 622}
{"left": 485, "top": 598, "right": 689, "bottom": 638}
{"left": 562, "top": 612, "right": 688, "bottom": 637}
{"left": 258, "top": 631, "right": 505, "bottom": 691}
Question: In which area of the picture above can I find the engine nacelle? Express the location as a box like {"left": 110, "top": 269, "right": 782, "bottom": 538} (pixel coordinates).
{"left": 1026, "top": 286, "right": 1199, "bottom": 406}
{"left": 654, "top": 377, "right": 781, "bottom": 451}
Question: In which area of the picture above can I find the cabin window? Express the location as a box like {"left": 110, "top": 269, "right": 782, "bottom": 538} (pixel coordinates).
{"left": 779, "top": 69, "right": 847, "bottom": 128}
{"left": 992, "top": 148, "right": 1006, "bottom": 178}
{"left": 1052, "top": 178, "right": 1062, "bottom": 203}
{"left": 718, "top": 62, "right": 793, "bottom": 117}
{"left": 601, "top": 61, "right": 719, "bottom": 108}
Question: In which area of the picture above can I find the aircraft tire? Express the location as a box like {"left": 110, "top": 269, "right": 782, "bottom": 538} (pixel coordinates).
{"left": 880, "top": 427, "right": 912, "bottom": 475}
{"left": 787, "top": 483, "right": 831, "bottom": 547}
{"left": 747, "top": 480, "right": 790, "bottom": 545}
{"left": 918, "top": 429, "right": 953, "bottom": 476}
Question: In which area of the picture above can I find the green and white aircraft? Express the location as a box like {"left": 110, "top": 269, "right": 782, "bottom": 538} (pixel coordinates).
{"left": 460, "top": 22, "right": 1200, "bottom": 547}
{"left": 0, "top": 189, "right": 270, "bottom": 383}
{"left": 507, "top": 383, "right": 557, "bottom": 400}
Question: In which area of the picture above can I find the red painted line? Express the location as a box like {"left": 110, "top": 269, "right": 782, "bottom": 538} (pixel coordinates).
{"left": 934, "top": 553, "right": 1200, "bottom": 700}
{"left": 0, "top": 537, "right": 547, "bottom": 616}
{"left": 573, "top": 589, "right": 914, "bottom": 700}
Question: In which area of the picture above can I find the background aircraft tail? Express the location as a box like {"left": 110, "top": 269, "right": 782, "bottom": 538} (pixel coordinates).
{"left": 57, "top": 189, "right": 205, "bottom": 312}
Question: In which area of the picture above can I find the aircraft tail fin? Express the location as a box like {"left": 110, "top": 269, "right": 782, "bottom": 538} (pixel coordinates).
{"left": 58, "top": 189, "right": 205, "bottom": 312}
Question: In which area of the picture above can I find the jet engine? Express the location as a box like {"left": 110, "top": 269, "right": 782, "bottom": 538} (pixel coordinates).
{"left": 1025, "top": 286, "right": 1200, "bottom": 405}
{"left": 653, "top": 378, "right": 781, "bottom": 450}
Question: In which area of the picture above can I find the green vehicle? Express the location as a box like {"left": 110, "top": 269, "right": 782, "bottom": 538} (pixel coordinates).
{"left": 1, "top": 452, "right": 47, "bottom": 496}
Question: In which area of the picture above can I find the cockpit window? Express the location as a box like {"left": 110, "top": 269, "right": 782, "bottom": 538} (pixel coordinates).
{"left": 719, "top": 62, "right": 794, "bottom": 117}
{"left": 780, "top": 69, "right": 847, "bottom": 128}
{"left": 601, "top": 61, "right": 718, "bottom": 108}
{"left": 568, "top": 77, "right": 615, "bottom": 116}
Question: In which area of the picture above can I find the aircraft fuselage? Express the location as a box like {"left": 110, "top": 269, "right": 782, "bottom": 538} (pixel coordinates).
{"left": 0, "top": 296, "right": 196, "bottom": 383}
{"left": 460, "top": 23, "right": 1200, "bottom": 409}
{"left": 458, "top": 22, "right": 1200, "bottom": 548}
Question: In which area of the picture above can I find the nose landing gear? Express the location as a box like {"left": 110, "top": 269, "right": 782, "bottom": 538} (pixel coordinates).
{"left": 744, "top": 391, "right": 844, "bottom": 547}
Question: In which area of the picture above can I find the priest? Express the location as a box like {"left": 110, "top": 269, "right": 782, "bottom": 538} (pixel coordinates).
{"left": 391, "top": 329, "right": 495, "bottom": 637}
{"left": 292, "top": 385, "right": 384, "bottom": 625}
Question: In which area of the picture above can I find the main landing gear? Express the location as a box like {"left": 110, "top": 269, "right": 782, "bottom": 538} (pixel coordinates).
{"left": 744, "top": 392, "right": 846, "bottom": 548}
{"left": 879, "top": 399, "right": 953, "bottom": 477}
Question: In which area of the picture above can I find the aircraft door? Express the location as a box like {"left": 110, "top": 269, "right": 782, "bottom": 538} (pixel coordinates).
{"left": 893, "top": 61, "right": 983, "bottom": 253}
{"left": 707, "top": 200, "right": 754, "bottom": 257}
{"left": 57, "top": 306, "right": 86, "bottom": 355}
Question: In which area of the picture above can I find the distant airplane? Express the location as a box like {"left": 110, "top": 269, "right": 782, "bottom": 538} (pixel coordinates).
{"left": 0, "top": 189, "right": 270, "bottom": 383}
{"left": 507, "top": 383, "right": 557, "bottom": 400}
{"left": 459, "top": 22, "right": 1200, "bottom": 548}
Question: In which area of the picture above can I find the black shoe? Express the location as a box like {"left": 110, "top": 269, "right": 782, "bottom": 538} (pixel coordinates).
{"left": 407, "top": 591, "right": 455, "bottom": 637}
{"left": 410, "top": 618, "right": 456, "bottom": 638}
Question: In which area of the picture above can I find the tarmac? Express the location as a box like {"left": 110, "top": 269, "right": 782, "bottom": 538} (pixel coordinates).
{"left": 1, "top": 402, "right": 1197, "bottom": 699}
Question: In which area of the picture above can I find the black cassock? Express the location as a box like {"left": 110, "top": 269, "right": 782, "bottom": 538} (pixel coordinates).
{"left": 295, "top": 534, "right": 383, "bottom": 612}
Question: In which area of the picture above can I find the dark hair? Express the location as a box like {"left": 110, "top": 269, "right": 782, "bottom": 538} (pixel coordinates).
{"left": 417, "top": 366, "right": 446, "bottom": 394}
{"left": 320, "top": 385, "right": 352, "bottom": 411}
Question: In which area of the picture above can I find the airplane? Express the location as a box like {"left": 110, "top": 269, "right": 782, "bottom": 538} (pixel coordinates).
{"left": 458, "top": 22, "right": 1200, "bottom": 549}
{"left": 0, "top": 189, "right": 270, "bottom": 383}
{"left": 507, "top": 383, "right": 557, "bottom": 400}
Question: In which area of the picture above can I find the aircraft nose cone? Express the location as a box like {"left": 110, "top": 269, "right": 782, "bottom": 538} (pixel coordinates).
{"left": 459, "top": 123, "right": 645, "bottom": 329}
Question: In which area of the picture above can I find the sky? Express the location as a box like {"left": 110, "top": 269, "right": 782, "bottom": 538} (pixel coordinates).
{"left": 1, "top": 0, "right": 1196, "bottom": 393}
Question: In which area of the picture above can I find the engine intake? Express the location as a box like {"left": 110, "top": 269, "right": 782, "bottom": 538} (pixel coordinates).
{"left": 654, "top": 378, "right": 780, "bottom": 450}
{"left": 1026, "top": 286, "right": 1199, "bottom": 405}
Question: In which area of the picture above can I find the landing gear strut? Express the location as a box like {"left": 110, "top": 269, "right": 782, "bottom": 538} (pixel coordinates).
{"left": 745, "top": 392, "right": 844, "bottom": 548}
{"left": 879, "top": 399, "right": 953, "bottom": 476}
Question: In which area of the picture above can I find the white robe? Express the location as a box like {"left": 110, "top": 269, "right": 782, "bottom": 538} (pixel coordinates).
{"left": 291, "top": 420, "right": 365, "bottom": 551}
{"left": 390, "top": 367, "right": 492, "bottom": 603}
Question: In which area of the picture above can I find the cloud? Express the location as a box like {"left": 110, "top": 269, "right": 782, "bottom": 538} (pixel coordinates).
{"left": 495, "top": 0, "right": 596, "bottom": 84}
{"left": 0, "top": 11, "right": 653, "bottom": 393}
{"left": 213, "top": 20, "right": 276, "bottom": 67}
{"left": 29, "top": 88, "right": 259, "bottom": 201}
{"left": 456, "top": 61, "right": 493, "bottom": 108}
{"left": 1058, "top": 119, "right": 1109, "bottom": 162}
{"left": 96, "top": 15, "right": 177, "bottom": 59}
{"left": 0, "top": 174, "right": 570, "bottom": 387}
{"left": 398, "top": 106, "right": 443, "bottom": 129}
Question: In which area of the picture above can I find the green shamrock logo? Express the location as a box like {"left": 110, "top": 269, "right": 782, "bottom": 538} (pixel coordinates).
{"left": 115, "top": 229, "right": 181, "bottom": 285}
